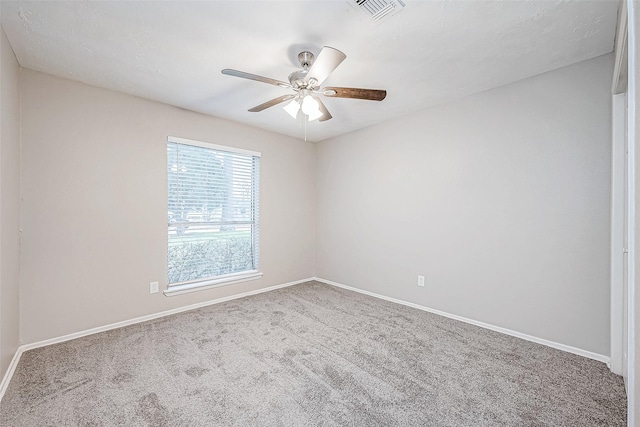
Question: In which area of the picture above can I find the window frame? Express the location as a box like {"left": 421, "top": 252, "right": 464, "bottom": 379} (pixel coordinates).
{"left": 164, "top": 136, "right": 262, "bottom": 296}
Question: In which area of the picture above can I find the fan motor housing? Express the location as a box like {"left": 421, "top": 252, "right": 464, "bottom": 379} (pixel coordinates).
{"left": 288, "top": 70, "right": 308, "bottom": 89}
{"left": 289, "top": 50, "right": 319, "bottom": 90}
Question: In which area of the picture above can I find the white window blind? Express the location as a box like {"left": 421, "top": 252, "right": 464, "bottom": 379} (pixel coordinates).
{"left": 167, "top": 137, "right": 260, "bottom": 289}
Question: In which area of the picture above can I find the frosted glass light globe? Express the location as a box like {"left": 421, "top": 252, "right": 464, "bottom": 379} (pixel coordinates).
{"left": 301, "top": 95, "right": 320, "bottom": 116}
{"left": 283, "top": 99, "right": 300, "bottom": 118}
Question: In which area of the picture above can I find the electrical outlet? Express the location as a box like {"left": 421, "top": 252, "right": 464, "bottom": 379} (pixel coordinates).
{"left": 417, "top": 275, "right": 425, "bottom": 287}
{"left": 150, "top": 281, "right": 159, "bottom": 294}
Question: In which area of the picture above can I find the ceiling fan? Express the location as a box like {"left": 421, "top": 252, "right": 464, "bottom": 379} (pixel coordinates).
{"left": 221, "top": 46, "right": 386, "bottom": 122}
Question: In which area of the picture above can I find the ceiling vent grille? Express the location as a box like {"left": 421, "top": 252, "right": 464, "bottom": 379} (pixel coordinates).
{"left": 348, "top": 0, "right": 406, "bottom": 23}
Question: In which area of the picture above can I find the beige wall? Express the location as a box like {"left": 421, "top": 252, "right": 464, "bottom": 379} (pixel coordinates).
{"left": 19, "top": 69, "right": 316, "bottom": 344}
{"left": 316, "top": 54, "right": 613, "bottom": 356}
{"left": 0, "top": 26, "right": 20, "bottom": 377}
{"left": 10, "top": 47, "right": 617, "bottom": 368}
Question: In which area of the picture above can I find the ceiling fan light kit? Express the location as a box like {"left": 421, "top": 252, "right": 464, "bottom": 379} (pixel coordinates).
{"left": 221, "top": 46, "right": 387, "bottom": 124}
{"left": 283, "top": 99, "right": 300, "bottom": 119}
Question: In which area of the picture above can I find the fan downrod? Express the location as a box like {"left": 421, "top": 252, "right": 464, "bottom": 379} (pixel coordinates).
{"left": 289, "top": 51, "right": 317, "bottom": 89}
{"left": 298, "top": 51, "right": 314, "bottom": 69}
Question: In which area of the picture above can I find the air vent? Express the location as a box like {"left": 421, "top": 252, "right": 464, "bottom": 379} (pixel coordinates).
{"left": 348, "top": 0, "right": 406, "bottom": 23}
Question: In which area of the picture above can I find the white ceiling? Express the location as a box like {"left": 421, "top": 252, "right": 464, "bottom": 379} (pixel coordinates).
{"left": 1, "top": 1, "right": 619, "bottom": 142}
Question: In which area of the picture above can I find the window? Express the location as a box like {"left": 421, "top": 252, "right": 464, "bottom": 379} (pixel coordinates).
{"left": 166, "top": 136, "right": 261, "bottom": 295}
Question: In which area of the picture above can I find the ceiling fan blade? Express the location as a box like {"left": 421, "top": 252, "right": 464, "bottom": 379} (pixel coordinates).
{"left": 305, "top": 47, "right": 346, "bottom": 87}
{"left": 316, "top": 98, "right": 332, "bottom": 122}
{"left": 222, "top": 69, "right": 292, "bottom": 88}
{"left": 248, "top": 94, "right": 295, "bottom": 112}
{"left": 322, "top": 87, "right": 387, "bottom": 101}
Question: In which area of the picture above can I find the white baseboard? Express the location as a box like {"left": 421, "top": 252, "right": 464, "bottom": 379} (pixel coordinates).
{"left": 313, "top": 277, "right": 611, "bottom": 365}
{"left": 0, "top": 276, "right": 314, "bottom": 402}
{"left": 0, "top": 345, "right": 25, "bottom": 403}
{"left": 1, "top": 275, "right": 611, "bottom": 402}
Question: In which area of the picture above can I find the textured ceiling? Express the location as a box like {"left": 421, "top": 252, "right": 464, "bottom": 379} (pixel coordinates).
{"left": 1, "top": 1, "right": 619, "bottom": 142}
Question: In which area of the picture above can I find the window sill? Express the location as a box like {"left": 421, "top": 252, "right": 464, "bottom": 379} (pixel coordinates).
{"left": 163, "top": 271, "right": 263, "bottom": 297}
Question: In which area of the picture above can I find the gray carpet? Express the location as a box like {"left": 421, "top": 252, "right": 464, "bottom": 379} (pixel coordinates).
{"left": 0, "top": 281, "right": 627, "bottom": 426}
